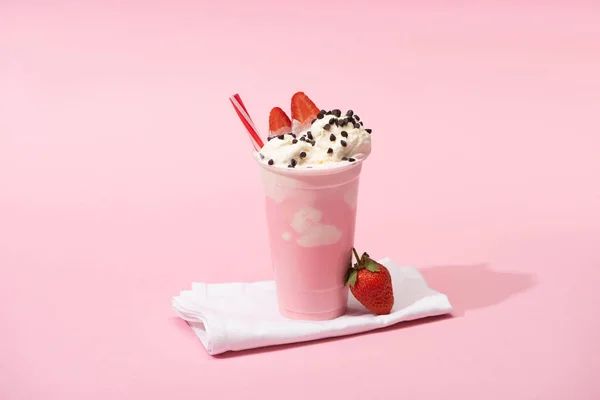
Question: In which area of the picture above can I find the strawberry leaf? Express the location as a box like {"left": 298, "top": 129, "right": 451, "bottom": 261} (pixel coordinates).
{"left": 346, "top": 269, "right": 358, "bottom": 287}
{"left": 361, "top": 252, "right": 368, "bottom": 263}
{"left": 365, "top": 260, "right": 380, "bottom": 273}
{"left": 344, "top": 267, "right": 352, "bottom": 284}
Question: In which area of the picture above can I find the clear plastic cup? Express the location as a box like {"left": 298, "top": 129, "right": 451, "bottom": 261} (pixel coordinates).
{"left": 257, "top": 159, "right": 363, "bottom": 320}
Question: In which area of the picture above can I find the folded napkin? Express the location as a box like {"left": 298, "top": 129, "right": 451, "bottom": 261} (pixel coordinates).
{"left": 172, "top": 258, "right": 453, "bottom": 355}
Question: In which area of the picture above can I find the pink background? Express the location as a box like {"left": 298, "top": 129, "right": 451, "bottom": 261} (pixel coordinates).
{"left": 1, "top": 1, "right": 599, "bottom": 399}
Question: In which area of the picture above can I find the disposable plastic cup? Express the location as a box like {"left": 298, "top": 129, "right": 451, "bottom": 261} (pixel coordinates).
{"left": 257, "top": 159, "right": 364, "bottom": 320}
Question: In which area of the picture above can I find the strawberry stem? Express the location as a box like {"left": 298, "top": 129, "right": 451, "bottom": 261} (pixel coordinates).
{"left": 352, "top": 247, "right": 361, "bottom": 266}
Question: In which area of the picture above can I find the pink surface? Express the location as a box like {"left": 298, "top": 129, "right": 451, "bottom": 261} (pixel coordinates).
{"left": 1, "top": 1, "right": 599, "bottom": 399}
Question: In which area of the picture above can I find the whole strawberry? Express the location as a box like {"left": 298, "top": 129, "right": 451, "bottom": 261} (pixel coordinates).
{"left": 345, "top": 248, "right": 394, "bottom": 315}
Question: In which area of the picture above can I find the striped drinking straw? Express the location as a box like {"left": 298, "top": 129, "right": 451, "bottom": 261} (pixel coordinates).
{"left": 229, "top": 93, "right": 264, "bottom": 151}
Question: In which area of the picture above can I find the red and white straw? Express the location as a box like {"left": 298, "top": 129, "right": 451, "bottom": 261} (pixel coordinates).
{"left": 229, "top": 93, "right": 264, "bottom": 151}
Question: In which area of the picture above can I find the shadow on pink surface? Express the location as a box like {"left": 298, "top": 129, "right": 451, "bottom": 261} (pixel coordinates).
{"left": 420, "top": 264, "right": 537, "bottom": 317}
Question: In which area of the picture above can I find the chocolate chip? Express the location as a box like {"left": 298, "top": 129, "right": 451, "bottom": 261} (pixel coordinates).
{"left": 320, "top": 109, "right": 326, "bottom": 114}
{"left": 299, "top": 136, "right": 306, "bottom": 141}
{"left": 317, "top": 113, "right": 324, "bottom": 119}
{"left": 268, "top": 159, "right": 274, "bottom": 165}
{"left": 354, "top": 115, "right": 360, "bottom": 121}
{"left": 300, "top": 151, "right": 307, "bottom": 158}
{"left": 328, "top": 118, "right": 335, "bottom": 124}
{"left": 311, "top": 140, "right": 316, "bottom": 146}
{"left": 341, "top": 131, "right": 348, "bottom": 137}
{"left": 327, "top": 110, "right": 332, "bottom": 115}
{"left": 292, "top": 139, "right": 298, "bottom": 144}
{"left": 290, "top": 133, "right": 296, "bottom": 138}
{"left": 290, "top": 159, "right": 297, "bottom": 167}
{"left": 332, "top": 109, "right": 341, "bottom": 117}
{"left": 327, "top": 148, "right": 333, "bottom": 154}
{"left": 329, "top": 134, "right": 336, "bottom": 141}
{"left": 360, "top": 121, "right": 363, "bottom": 126}
{"left": 342, "top": 157, "right": 348, "bottom": 161}
{"left": 311, "top": 119, "right": 316, "bottom": 124}
{"left": 324, "top": 124, "right": 331, "bottom": 130}
{"left": 307, "top": 132, "right": 313, "bottom": 140}
{"left": 348, "top": 157, "right": 356, "bottom": 162}
{"left": 339, "top": 118, "right": 347, "bottom": 127}
{"left": 346, "top": 110, "right": 354, "bottom": 117}
{"left": 278, "top": 135, "right": 285, "bottom": 140}
{"left": 260, "top": 153, "right": 265, "bottom": 159}
{"left": 340, "top": 140, "right": 347, "bottom": 147}
{"left": 268, "top": 136, "right": 273, "bottom": 141}
{"left": 353, "top": 122, "right": 360, "bottom": 129}
{"left": 365, "top": 128, "right": 372, "bottom": 133}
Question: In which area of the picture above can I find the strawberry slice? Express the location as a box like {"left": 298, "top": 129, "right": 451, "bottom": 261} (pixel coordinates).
{"left": 291, "top": 92, "right": 319, "bottom": 124}
{"left": 268, "top": 107, "right": 292, "bottom": 137}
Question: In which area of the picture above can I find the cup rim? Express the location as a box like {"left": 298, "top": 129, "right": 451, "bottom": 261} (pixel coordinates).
{"left": 253, "top": 152, "right": 366, "bottom": 176}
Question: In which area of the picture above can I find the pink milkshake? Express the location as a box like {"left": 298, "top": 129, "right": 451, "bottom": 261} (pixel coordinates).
{"left": 258, "top": 161, "right": 363, "bottom": 320}
{"left": 254, "top": 93, "right": 372, "bottom": 320}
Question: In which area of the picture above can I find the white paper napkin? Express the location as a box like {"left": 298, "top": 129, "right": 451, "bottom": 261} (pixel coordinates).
{"left": 172, "top": 258, "right": 453, "bottom": 355}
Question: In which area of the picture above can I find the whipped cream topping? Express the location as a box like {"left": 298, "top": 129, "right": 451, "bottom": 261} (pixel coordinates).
{"left": 257, "top": 110, "right": 372, "bottom": 169}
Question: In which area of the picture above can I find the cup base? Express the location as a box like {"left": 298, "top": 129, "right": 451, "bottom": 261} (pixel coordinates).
{"left": 279, "top": 306, "right": 347, "bottom": 321}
